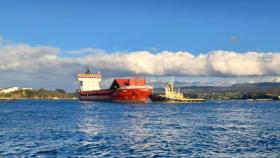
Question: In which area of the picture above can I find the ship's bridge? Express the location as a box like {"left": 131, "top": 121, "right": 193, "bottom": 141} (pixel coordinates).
{"left": 77, "top": 71, "right": 102, "bottom": 91}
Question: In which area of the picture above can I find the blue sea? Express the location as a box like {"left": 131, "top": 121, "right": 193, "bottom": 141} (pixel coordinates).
{"left": 0, "top": 100, "right": 280, "bottom": 157}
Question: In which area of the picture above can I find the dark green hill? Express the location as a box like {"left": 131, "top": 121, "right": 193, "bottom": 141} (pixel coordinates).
{"left": 231, "top": 82, "right": 280, "bottom": 92}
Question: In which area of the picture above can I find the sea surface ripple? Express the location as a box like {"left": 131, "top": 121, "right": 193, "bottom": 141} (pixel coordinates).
{"left": 0, "top": 100, "right": 280, "bottom": 157}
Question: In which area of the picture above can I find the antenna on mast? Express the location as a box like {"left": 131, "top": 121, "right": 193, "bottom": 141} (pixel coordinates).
{"left": 86, "top": 67, "right": 90, "bottom": 74}
{"left": 171, "top": 76, "right": 174, "bottom": 93}
{"left": 135, "top": 62, "right": 139, "bottom": 80}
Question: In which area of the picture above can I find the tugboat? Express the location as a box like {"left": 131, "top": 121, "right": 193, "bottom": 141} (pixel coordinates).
{"left": 150, "top": 77, "right": 204, "bottom": 103}
{"left": 76, "top": 69, "right": 153, "bottom": 103}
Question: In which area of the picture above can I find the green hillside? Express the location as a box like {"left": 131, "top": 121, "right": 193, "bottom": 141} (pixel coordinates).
{"left": 0, "top": 89, "right": 75, "bottom": 99}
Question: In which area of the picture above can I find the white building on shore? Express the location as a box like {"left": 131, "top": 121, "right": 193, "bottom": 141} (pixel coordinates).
{"left": 0, "top": 87, "right": 19, "bottom": 93}
{"left": 0, "top": 87, "right": 33, "bottom": 94}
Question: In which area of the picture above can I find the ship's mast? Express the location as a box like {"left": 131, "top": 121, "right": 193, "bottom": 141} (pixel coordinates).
{"left": 135, "top": 63, "right": 139, "bottom": 85}
{"left": 135, "top": 63, "right": 139, "bottom": 80}
{"left": 171, "top": 76, "right": 174, "bottom": 93}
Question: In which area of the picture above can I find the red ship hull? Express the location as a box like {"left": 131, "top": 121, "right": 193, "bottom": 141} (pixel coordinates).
{"left": 77, "top": 77, "right": 153, "bottom": 103}
{"left": 78, "top": 87, "right": 152, "bottom": 103}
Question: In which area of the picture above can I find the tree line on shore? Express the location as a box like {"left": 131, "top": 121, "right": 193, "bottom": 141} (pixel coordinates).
{"left": 0, "top": 88, "right": 74, "bottom": 99}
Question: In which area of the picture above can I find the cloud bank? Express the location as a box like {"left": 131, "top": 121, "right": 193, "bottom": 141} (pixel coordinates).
{"left": 1, "top": 37, "right": 280, "bottom": 89}
{"left": 82, "top": 50, "right": 280, "bottom": 77}
{"left": 1, "top": 43, "right": 280, "bottom": 76}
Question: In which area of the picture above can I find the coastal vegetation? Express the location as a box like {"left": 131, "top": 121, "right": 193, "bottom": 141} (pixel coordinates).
{"left": 189, "top": 92, "right": 279, "bottom": 100}
{"left": 0, "top": 89, "right": 75, "bottom": 99}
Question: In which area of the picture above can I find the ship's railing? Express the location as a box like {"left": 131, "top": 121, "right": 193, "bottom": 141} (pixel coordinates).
{"left": 119, "top": 85, "right": 153, "bottom": 89}
{"left": 77, "top": 73, "right": 102, "bottom": 78}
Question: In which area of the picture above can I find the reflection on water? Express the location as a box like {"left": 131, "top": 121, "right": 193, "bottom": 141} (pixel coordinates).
{"left": 78, "top": 103, "right": 104, "bottom": 135}
{"left": 0, "top": 100, "right": 280, "bottom": 157}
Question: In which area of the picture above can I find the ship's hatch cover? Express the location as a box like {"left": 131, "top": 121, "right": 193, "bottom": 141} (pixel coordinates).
{"left": 109, "top": 79, "right": 129, "bottom": 89}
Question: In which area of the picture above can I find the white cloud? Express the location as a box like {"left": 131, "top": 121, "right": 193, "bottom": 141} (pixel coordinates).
{"left": 66, "top": 48, "right": 106, "bottom": 56}
{"left": 1, "top": 36, "right": 280, "bottom": 90}
{"left": 78, "top": 50, "right": 280, "bottom": 77}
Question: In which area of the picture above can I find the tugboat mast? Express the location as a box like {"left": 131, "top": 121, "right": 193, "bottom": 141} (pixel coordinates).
{"left": 171, "top": 76, "right": 174, "bottom": 94}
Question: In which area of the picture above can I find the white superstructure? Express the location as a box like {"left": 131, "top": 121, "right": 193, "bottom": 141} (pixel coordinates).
{"left": 77, "top": 71, "right": 102, "bottom": 91}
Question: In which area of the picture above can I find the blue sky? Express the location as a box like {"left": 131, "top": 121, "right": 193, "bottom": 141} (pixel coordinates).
{"left": 1, "top": 0, "right": 280, "bottom": 54}
{"left": 1, "top": 0, "right": 280, "bottom": 90}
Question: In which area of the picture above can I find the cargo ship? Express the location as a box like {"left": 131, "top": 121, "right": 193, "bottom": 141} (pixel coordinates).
{"left": 76, "top": 69, "right": 153, "bottom": 103}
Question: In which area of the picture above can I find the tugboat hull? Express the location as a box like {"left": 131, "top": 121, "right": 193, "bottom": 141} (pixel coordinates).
{"left": 150, "top": 94, "right": 204, "bottom": 103}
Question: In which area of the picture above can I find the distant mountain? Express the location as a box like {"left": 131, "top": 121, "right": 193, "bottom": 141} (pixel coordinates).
{"left": 232, "top": 82, "right": 280, "bottom": 90}
{"left": 153, "top": 82, "right": 280, "bottom": 94}
{"left": 227, "top": 82, "right": 280, "bottom": 95}
{"left": 153, "top": 82, "right": 280, "bottom": 100}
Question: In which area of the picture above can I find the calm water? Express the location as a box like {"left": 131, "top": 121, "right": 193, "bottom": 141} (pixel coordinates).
{"left": 0, "top": 100, "right": 280, "bottom": 157}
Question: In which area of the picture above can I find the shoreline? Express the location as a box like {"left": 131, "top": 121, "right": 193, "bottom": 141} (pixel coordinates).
{"left": 0, "top": 98, "right": 77, "bottom": 100}
{"left": 1, "top": 98, "right": 279, "bottom": 102}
